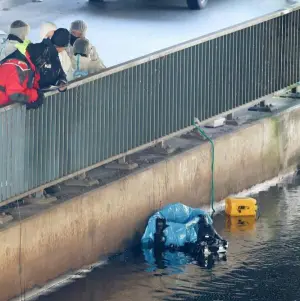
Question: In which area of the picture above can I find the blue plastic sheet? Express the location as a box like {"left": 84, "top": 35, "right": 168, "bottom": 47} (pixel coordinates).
{"left": 141, "top": 203, "right": 212, "bottom": 248}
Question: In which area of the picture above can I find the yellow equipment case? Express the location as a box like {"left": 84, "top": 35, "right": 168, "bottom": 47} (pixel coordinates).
{"left": 225, "top": 197, "right": 257, "bottom": 217}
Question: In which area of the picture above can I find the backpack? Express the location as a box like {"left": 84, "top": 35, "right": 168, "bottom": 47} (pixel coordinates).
{"left": 73, "top": 55, "right": 88, "bottom": 79}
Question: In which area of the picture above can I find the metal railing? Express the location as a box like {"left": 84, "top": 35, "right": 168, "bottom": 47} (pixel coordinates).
{"left": 0, "top": 105, "right": 26, "bottom": 201}
{"left": 1, "top": 6, "right": 300, "bottom": 204}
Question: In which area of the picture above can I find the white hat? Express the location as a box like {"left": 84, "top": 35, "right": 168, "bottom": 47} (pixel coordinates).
{"left": 40, "top": 22, "right": 57, "bottom": 40}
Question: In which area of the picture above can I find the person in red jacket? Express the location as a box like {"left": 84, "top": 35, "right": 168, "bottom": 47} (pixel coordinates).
{"left": 0, "top": 40, "right": 45, "bottom": 109}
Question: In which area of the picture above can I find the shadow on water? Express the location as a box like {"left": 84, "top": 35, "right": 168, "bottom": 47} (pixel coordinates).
{"left": 35, "top": 176, "right": 300, "bottom": 301}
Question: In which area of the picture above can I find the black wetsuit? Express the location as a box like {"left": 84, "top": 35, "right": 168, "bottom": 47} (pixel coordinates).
{"left": 198, "top": 223, "right": 221, "bottom": 242}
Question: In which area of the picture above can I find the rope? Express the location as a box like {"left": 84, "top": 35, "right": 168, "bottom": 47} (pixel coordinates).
{"left": 16, "top": 200, "right": 25, "bottom": 300}
{"left": 193, "top": 118, "right": 215, "bottom": 215}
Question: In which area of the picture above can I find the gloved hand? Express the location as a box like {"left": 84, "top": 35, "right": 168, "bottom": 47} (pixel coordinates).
{"left": 56, "top": 80, "right": 68, "bottom": 93}
{"left": 26, "top": 90, "right": 45, "bottom": 110}
{"left": 222, "top": 239, "right": 228, "bottom": 247}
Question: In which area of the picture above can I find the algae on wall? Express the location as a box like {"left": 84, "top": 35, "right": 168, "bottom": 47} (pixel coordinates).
{"left": 269, "top": 115, "right": 282, "bottom": 171}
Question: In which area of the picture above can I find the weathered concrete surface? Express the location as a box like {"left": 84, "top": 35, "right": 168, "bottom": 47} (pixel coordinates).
{"left": 2, "top": 103, "right": 300, "bottom": 301}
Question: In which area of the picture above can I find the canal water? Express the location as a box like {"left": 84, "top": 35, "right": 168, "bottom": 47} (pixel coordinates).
{"left": 35, "top": 175, "right": 300, "bottom": 301}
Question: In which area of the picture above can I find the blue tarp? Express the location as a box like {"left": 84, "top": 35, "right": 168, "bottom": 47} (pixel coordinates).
{"left": 141, "top": 203, "right": 212, "bottom": 248}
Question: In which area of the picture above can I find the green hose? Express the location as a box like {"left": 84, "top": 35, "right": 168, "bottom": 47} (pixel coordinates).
{"left": 193, "top": 118, "right": 216, "bottom": 215}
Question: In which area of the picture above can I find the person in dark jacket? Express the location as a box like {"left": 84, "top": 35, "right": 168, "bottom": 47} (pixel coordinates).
{"left": 0, "top": 40, "right": 44, "bottom": 109}
{"left": 37, "top": 28, "right": 70, "bottom": 91}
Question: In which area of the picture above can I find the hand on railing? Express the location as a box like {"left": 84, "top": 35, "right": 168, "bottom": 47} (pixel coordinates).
{"left": 58, "top": 84, "right": 68, "bottom": 92}
{"left": 26, "top": 90, "right": 44, "bottom": 110}
{"left": 56, "top": 80, "right": 68, "bottom": 93}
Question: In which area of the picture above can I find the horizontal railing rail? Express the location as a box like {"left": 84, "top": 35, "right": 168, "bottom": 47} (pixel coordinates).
{"left": 1, "top": 6, "right": 300, "bottom": 204}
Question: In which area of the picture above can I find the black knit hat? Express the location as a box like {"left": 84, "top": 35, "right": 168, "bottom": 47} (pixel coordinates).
{"left": 51, "top": 28, "right": 70, "bottom": 48}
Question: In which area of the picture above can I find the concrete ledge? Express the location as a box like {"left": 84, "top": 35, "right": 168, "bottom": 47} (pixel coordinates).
{"left": 2, "top": 101, "right": 300, "bottom": 301}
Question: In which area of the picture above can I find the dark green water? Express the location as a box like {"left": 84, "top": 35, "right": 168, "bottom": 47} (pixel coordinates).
{"left": 36, "top": 176, "right": 300, "bottom": 301}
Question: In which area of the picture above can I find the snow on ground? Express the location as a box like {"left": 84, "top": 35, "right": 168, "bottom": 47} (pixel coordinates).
{"left": 0, "top": 0, "right": 291, "bottom": 67}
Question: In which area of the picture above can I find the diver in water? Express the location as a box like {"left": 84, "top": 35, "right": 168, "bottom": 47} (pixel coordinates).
{"left": 195, "top": 215, "right": 228, "bottom": 254}
{"left": 151, "top": 215, "right": 228, "bottom": 270}
{"left": 154, "top": 218, "right": 167, "bottom": 249}
{"left": 190, "top": 215, "right": 227, "bottom": 265}
{"left": 197, "top": 215, "right": 223, "bottom": 241}
{"left": 153, "top": 218, "right": 168, "bottom": 269}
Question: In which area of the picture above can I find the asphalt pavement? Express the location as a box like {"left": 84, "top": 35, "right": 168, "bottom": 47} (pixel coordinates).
{"left": 0, "top": 0, "right": 295, "bottom": 66}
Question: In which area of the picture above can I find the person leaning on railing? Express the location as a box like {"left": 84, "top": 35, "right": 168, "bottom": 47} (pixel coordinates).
{"left": 37, "top": 28, "right": 69, "bottom": 92}
{"left": 0, "top": 40, "right": 46, "bottom": 110}
{"left": 40, "top": 22, "right": 73, "bottom": 81}
{"left": 72, "top": 38, "right": 105, "bottom": 79}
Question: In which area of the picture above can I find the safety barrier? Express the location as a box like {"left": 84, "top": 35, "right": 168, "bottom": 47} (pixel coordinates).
{"left": 1, "top": 7, "right": 300, "bottom": 204}
{"left": 0, "top": 105, "right": 26, "bottom": 201}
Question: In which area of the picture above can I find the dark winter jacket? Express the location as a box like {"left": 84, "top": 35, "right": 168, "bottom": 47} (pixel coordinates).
{"left": 27, "top": 39, "right": 67, "bottom": 89}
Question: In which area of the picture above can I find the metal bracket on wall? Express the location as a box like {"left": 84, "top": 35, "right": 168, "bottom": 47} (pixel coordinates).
{"left": 181, "top": 128, "right": 206, "bottom": 140}
{"left": 286, "top": 86, "right": 300, "bottom": 99}
{"left": 64, "top": 172, "right": 100, "bottom": 187}
{"left": 44, "top": 184, "right": 62, "bottom": 195}
{"left": 105, "top": 156, "right": 139, "bottom": 170}
{"left": 248, "top": 100, "right": 275, "bottom": 113}
{"left": 152, "top": 141, "right": 177, "bottom": 155}
{"left": 225, "top": 113, "right": 239, "bottom": 126}
{"left": 25, "top": 190, "right": 57, "bottom": 205}
{"left": 277, "top": 85, "right": 300, "bottom": 99}
{"left": 0, "top": 212, "right": 13, "bottom": 225}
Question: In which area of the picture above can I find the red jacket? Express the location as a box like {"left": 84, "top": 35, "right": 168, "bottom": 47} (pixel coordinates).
{"left": 0, "top": 50, "right": 40, "bottom": 106}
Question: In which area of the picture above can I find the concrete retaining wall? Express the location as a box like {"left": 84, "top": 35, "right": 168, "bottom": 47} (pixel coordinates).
{"left": 2, "top": 105, "right": 300, "bottom": 301}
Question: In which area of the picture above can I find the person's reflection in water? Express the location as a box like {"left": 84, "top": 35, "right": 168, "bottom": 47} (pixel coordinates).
{"left": 196, "top": 253, "right": 227, "bottom": 270}
{"left": 153, "top": 249, "right": 167, "bottom": 270}
{"left": 196, "top": 253, "right": 214, "bottom": 269}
